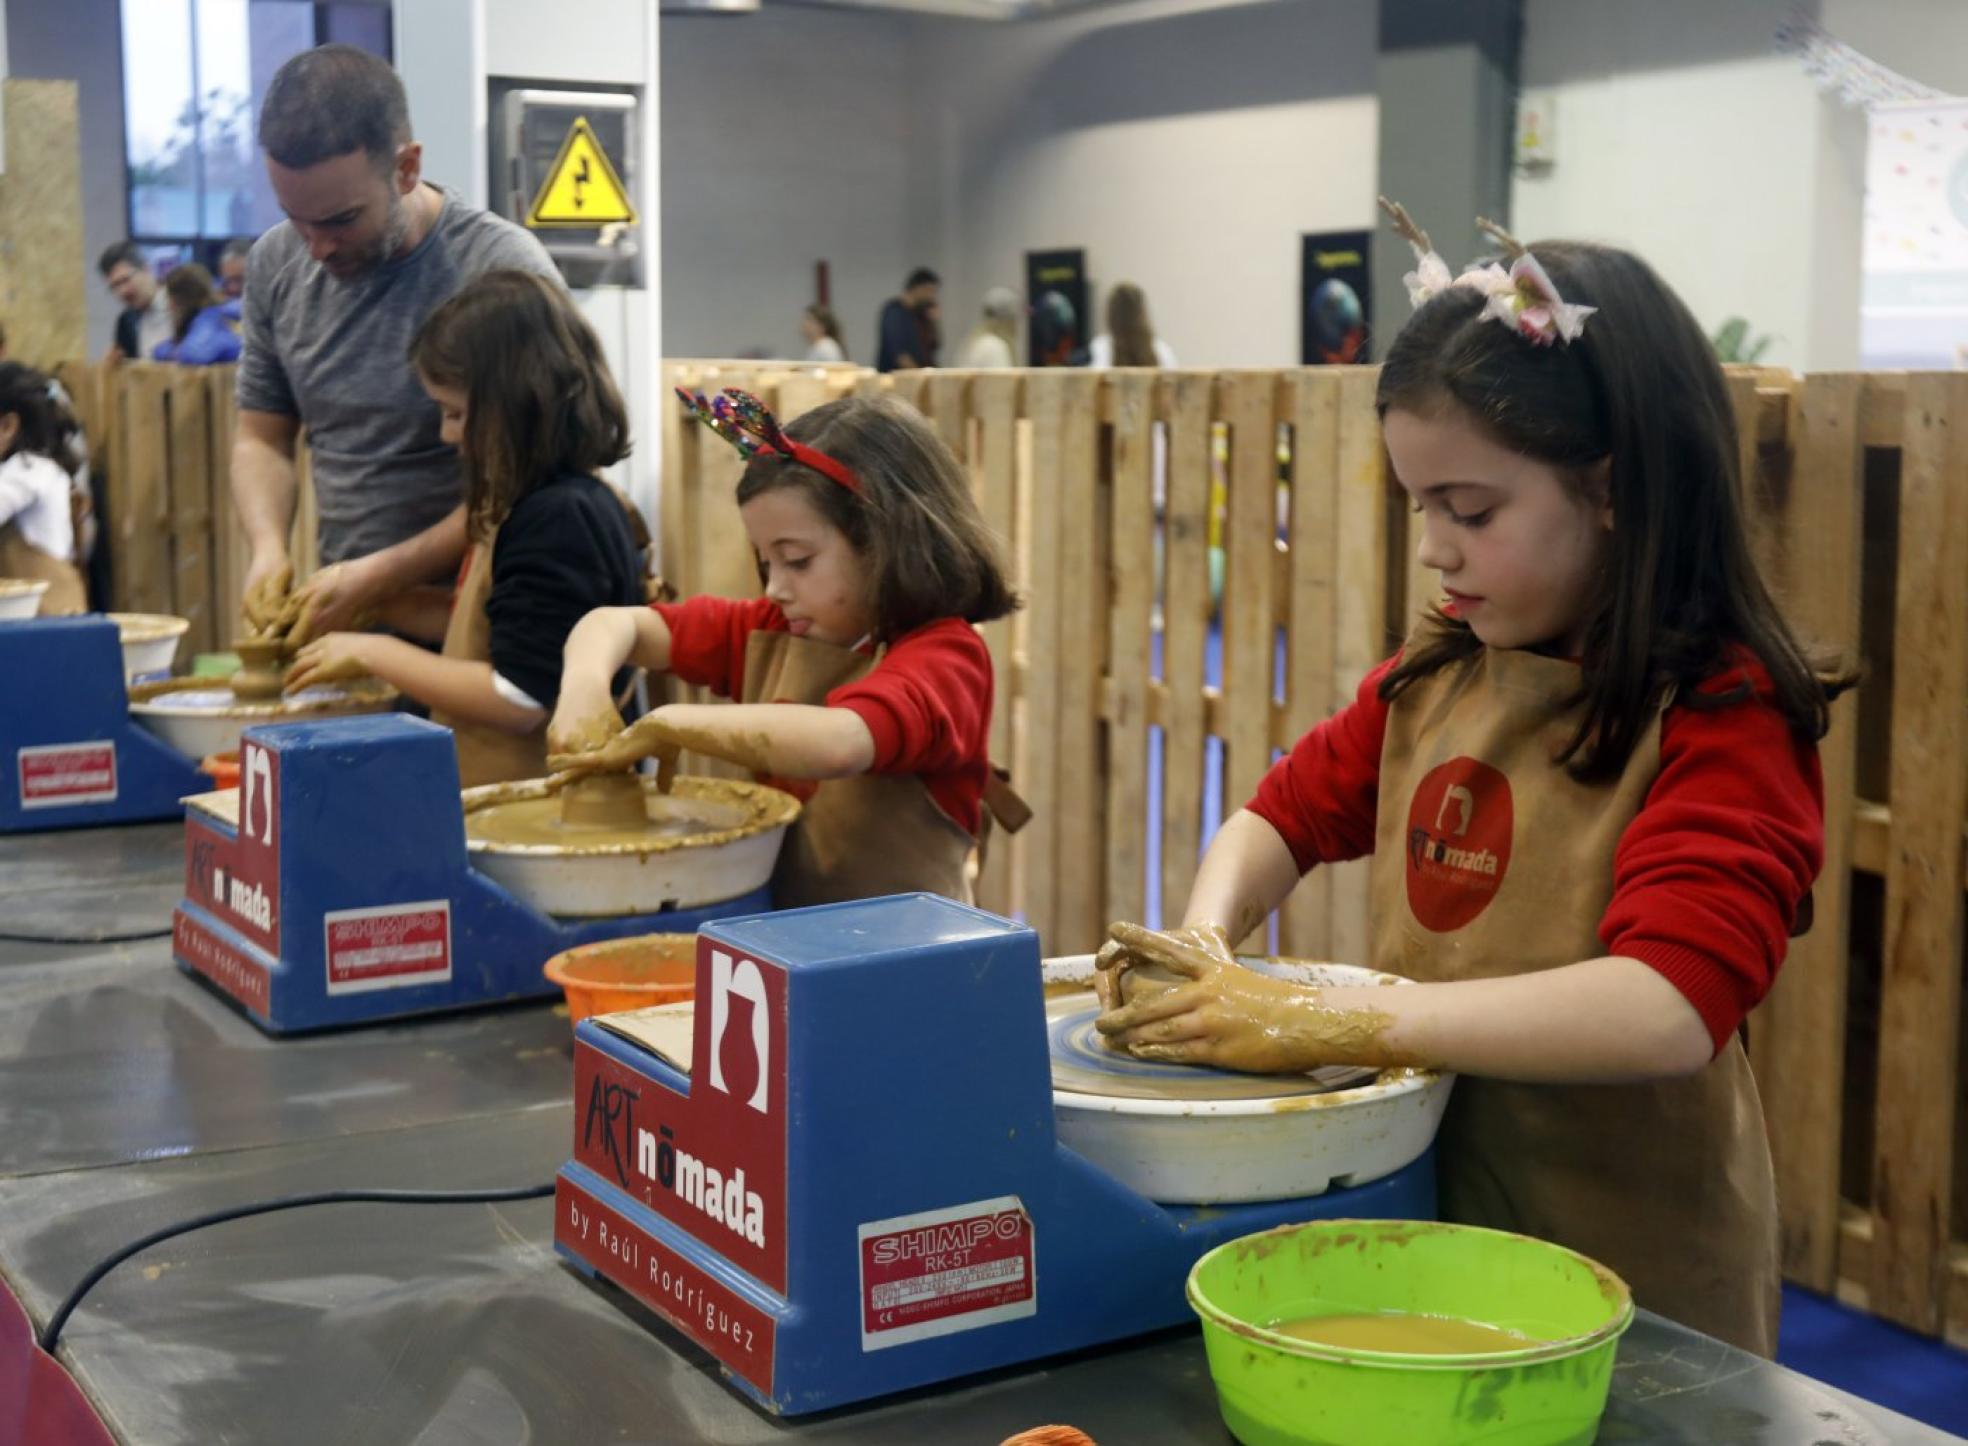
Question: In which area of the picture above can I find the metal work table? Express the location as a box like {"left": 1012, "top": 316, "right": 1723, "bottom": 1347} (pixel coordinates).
{"left": 1, "top": 824, "right": 1957, "bottom": 1445}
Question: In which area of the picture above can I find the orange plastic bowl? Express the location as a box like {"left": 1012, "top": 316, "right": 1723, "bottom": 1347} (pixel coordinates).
{"left": 201, "top": 750, "right": 240, "bottom": 789}
{"left": 544, "top": 932, "right": 697, "bottom": 1023}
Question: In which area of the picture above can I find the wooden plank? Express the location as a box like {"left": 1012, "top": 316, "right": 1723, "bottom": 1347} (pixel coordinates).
{"left": 695, "top": 367, "right": 759, "bottom": 601}
{"left": 1019, "top": 371, "right": 1068, "bottom": 949}
{"left": 1103, "top": 371, "right": 1156, "bottom": 932}
{"left": 1868, "top": 370, "right": 1968, "bottom": 1334}
{"left": 1326, "top": 367, "right": 1389, "bottom": 966}
{"left": 659, "top": 363, "right": 696, "bottom": 595}
{"left": 1220, "top": 373, "right": 1278, "bottom": 949}
{"left": 887, "top": 370, "right": 931, "bottom": 413}
{"left": 1054, "top": 372, "right": 1105, "bottom": 952}
{"left": 1860, "top": 373, "right": 1906, "bottom": 449}
{"left": 1835, "top": 1210, "right": 1968, "bottom": 1341}
{"left": 117, "top": 366, "right": 175, "bottom": 616}
{"left": 208, "top": 369, "right": 247, "bottom": 642}
{"left": 1755, "top": 373, "right": 1865, "bottom": 1292}
{"left": 1159, "top": 373, "right": 1214, "bottom": 928}
{"left": 925, "top": 373, "right": 971, "bottom": 461}
{"left": 1278, "top": 371, "right": 1340, "bottom": 958}
{"left": 1728, "top": 370, "right": 1781, "bottom": 596}
{"left": 970, "top": 375, "right": 1020, "bottom": 916}
{"left": 166, "top": 370, "right": 217, "bottom": 654}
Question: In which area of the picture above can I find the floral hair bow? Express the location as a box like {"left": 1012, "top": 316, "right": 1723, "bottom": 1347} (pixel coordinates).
{"left": 1378, "top": 196, "right": 1596, "bottom": 347}
{"left": 675, "top": 387, "right": 861, "bottom": 494}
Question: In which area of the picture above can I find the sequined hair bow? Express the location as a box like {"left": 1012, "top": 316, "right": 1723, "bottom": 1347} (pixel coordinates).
{"left": 1378, "top": 196, "right": 1596, "bottom": 347}
{"left": 675, "top": 387, "right": 861, "bottom": 494}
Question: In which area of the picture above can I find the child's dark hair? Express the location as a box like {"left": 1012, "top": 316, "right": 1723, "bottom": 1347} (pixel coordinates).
{"left": 163, "top": 263, "right": 221, "bottom": 341}
{"left": 409, "top": 270, "right": 630, "bottom": 537}
{"left": 1375, "top": 240, "right": 1850, "bottom": 780}
{"left": 734, "top": 396, "right": 1018, "bottom": 640}
{"left": 0, "top": 362, "right": 84, "bottom": 477}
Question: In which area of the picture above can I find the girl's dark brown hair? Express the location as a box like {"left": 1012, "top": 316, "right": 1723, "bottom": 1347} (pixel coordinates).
{"left": 163, "top": 263, "right": 221, "bottom": 341}
{"left": 734, "top": 395, "right": 1018, "bottom": 640}
{"left": 1105, "top": 283, "right": 1157, "bottom": 367}
{"left": 806, "top": 305, "right": 845, "bottom": 354}
{"left": 409, "top": 269, "right": 630, "bottom": 536}
{"left": 1376, "top": 240, "right": 1850, "bottom": 780}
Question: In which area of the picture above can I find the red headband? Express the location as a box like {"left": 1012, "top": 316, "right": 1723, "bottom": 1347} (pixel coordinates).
{"left": 675, "top": 387, "right": 862, "bottom": 494}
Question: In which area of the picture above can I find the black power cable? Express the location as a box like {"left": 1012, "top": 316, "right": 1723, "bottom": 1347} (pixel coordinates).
{"left": 39, "top": 1182, "right": 556, "bottom": 1354}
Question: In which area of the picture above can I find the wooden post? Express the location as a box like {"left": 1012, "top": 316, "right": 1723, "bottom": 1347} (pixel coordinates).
{"left": 117, "top": 366, "right": 176, "bottom": 616}
{"left": 1104, "top": 371, "right": 1156, "bottom": 931}
{"left": 1159, "top": 373, "right": 1214, "bottom": 928}
{"left": 1278, "top": 371, "right": 1341, "bottom": 958}
{"left": 971, "top": 374, "right": 1020, "bottom": 916}
{"left": 1868, "top": 371, "right": 1968, "bottom": 1334}
{"left": 1220, "top": 373, "right": 1279, "bottom": 949}
{"left": 166, "top": 369, "right": 217, "bottom": 654}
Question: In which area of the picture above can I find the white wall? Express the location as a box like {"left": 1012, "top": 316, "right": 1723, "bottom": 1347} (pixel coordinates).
{"left": 1512, "top": 0, "right": 1864, "bottom": 370}
{"left": 909, "top": 0, "right": 1378, "bottom": 369}
{"left": 659, "top": 5, "right": 918, "bottom": 363}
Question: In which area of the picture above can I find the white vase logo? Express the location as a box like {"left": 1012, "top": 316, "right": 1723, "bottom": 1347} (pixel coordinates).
{"left": 707, "top": 949, "right": 770, "bottom": 1114}
{"left": 243, "top": 743, "right": 275, "bottom": 846}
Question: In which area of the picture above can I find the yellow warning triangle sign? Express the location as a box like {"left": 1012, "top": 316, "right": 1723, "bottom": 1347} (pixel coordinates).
{"left": 526, "top": 116, "right": 638, "bottom": 228}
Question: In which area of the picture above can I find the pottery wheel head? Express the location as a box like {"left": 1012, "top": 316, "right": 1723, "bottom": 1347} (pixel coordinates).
{"left": 1045, "top": 995, "right": 1375, "bottom": 1102}
{"left": 559, "top": 771, "right": 650, "bottom": 830}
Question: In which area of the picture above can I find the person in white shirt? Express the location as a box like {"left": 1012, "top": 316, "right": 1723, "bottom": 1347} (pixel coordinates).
{"left": 1087, "top": 282, "right": 1177, "bottom": 368}
{"left": 959, "top": 287, "right": 1021, "bottom": 368}
{"left": 0, "top": 362, "right": 89, "bottom": 613}
{"left": 800, "top": 305, "right": 847, "bottom": 363}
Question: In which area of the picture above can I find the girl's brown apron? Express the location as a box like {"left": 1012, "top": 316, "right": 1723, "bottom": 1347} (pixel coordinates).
{"left": 431, "top": 531, "right": 547, "bottom": 788}
{"left": 1368, "top": 647, "right": 1781, "bottom": 1354}
{"left": 0, "top": 522, "right": 87, "bottom": 615}
{"left": 739, "top": 630, "right": 983, "bottom": 908}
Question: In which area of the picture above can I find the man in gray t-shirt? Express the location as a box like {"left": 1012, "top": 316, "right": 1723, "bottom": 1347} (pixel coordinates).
{"left": 233, "top": 45, "right": 558, "bottom": 638}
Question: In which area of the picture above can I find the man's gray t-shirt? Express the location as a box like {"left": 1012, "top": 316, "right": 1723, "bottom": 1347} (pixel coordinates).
{"left": 236, "top": 186, "right": 559, "bottom": 564}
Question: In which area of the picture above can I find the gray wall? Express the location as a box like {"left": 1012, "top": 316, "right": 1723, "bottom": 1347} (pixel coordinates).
{"left": 6, "top": 0, "right": 128, "bottom": 357}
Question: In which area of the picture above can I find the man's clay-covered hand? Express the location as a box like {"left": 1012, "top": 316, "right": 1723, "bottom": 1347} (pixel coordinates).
{"left": 242, "top": 558, "right": 294, "bottom": 634}
{"left": 1094, "top": 921, "right": 1407, "bottom": 1074}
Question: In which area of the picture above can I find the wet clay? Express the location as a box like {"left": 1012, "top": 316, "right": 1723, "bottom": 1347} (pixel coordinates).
{"left": 128, "top": 676, "right": 394, "bottom": 718}
{"left": 230, "top": 636, "right": 289, "bottom": 702}
{"left": 1047, "top": 996, "right": 1374, "bottom": 1102}
{"left": 1268, "top": 1312, "right": 1540, "bottom": 1355}
{"left": 463, "top": 775, "right": 798, "bottom": 856}
{"left": 559, "top": 772, "right": 650, "bottom": 830}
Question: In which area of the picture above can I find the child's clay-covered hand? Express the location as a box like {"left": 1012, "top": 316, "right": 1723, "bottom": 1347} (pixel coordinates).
{"left": 1094, "top": 922, "right": 1407, "bottom": 1074}
{"left": 284, "top": 632, "right": 372, "bottom": 693}
{"left": 545, "top": 694, "right": 624, "bottom": 761}
{"left": 1092, "top": 920, "right": 1233, "bottom": 1012}
{"left": 546, "top": 712, "right": 682, "bottom": 793}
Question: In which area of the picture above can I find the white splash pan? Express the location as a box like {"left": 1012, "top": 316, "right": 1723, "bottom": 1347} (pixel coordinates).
{"left": 1045, "top": 954, "right": 1453, "bottom": 1205}
{"left": 127, "top": 678, "right": 398, "bottom": 760}
{"left": 108, "top": 612, "right": 189, "bottom": 681}
{"left": 460, "top": 775, "right": 799, "bottom": 919}
{"left": 0, "top": 579, "right": 49, "bottom": 619}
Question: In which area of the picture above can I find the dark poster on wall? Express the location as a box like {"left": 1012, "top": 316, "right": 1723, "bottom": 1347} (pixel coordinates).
{"left": 1301, "top": 231, "right": 1371, "bottom": 365}
{"left": 1024, "top": 248, "right": 1089, "bottom": 366}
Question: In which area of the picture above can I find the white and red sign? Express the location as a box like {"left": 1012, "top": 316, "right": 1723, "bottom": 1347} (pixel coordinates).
{"left": 17, "top": 741, "right": 117, "bottom": 809}
{"left": 557, "top": 1178, "right": 776, "bottom": 1388}
{"left": 572, "top": 939, "right": 790, "bottom": 1293}
{"left": 175, "top": 909, "right": 271, "bottom": 1015}
{"left": 324, "top": 900, "right": 452, "bottom": 994}
{"left": 858, "top": 1196, "right": 1036, "bottom": 1351}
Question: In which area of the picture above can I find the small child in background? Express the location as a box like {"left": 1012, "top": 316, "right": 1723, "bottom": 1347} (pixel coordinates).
{"left": 0, "top": 362, "right": 90, "bottom": 614}
{"left": 549, "top": 390, "right": 1023, "bottom": 908}
{"left": 154, "top": 264, "right": 243, "bottom": 366}
{"left": 287, "top": 270, "right": 647, "bottom": 785}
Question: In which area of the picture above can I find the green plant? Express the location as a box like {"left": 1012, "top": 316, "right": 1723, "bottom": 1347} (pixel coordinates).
{"left": 1710, "top": 316, "right": 1774, "bottom": 364}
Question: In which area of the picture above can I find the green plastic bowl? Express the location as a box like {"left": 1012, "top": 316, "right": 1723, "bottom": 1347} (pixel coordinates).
{"left": 1187, "top": 1220, "right": 1633, "bottom": 1446}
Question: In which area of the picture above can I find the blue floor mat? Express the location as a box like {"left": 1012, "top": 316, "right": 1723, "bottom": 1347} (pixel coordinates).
{"left": 1777, "top": 1285, "right": 1968, "bottom": 1436}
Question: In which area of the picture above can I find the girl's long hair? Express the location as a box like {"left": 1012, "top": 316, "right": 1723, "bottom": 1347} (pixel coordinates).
{"left": 1105, "top": 283, "right": 1158, "bottom": 367}
{"left": 1376, "top": 241, "right": 1851, "bottom": 779}
{"left": 735, "top": 396, "right": 1018, "bottom": 640}
{"left": 409, "top": 270, "right": 630, "bottom": 536}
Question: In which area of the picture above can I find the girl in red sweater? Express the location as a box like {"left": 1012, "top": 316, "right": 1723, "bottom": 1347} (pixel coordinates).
{"left": 550, "top": 391, "right": 1018, "bottom": 908}
{"left": 1096, "top": 210, "right": 1848, "bottom": 1355}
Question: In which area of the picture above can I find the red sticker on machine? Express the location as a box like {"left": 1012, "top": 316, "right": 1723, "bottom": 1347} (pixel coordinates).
{"left": 323, "top": 900, "right": 451, "bottom": 994}
{"left": 858, "top": 1196, "right": 1036, "bottom": 1351}
{"left": 175, "top": 909, "right": 271, "bottom": 1016}
{"left": 17, "top": 741, "right": 117, "bottom": 808}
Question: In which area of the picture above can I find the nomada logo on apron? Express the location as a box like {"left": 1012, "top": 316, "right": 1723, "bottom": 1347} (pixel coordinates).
{"left": 1405, "top": 757, "right": 1514, "bottom": 932}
